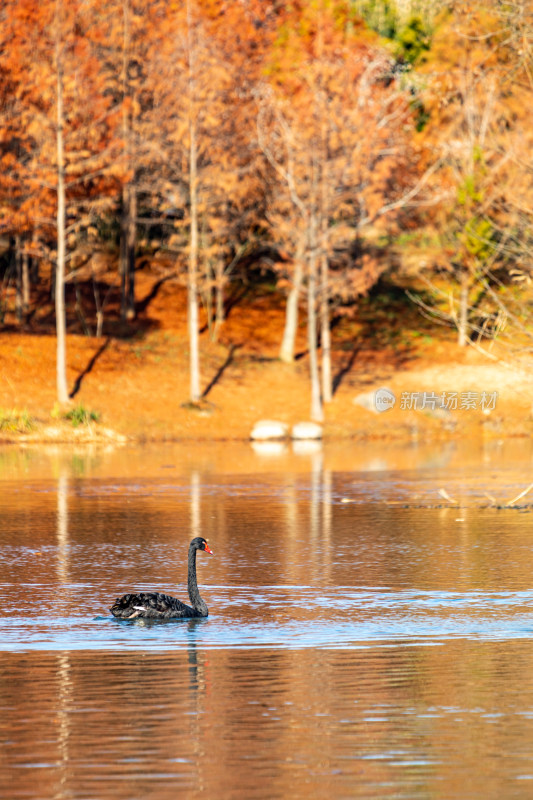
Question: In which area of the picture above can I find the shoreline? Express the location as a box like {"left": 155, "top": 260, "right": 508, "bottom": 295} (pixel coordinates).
{"left": 2, "top": 277, "right": 533, "bottom": 447}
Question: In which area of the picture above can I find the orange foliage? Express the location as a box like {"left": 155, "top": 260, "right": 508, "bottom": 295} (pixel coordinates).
{"left": 415, "top": 2, "right": 533, "bottom": 275}
{"left": 0, "top": 0, "right": 125, "bottom": 244}
{"left": 2, "top": 0, "right": 530, "bottom": 343}
{"left": 258, "top": 1, "right": 414, "bottom": 299}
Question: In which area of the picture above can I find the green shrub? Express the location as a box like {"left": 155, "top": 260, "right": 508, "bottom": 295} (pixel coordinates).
{"left": 63, "top": 405, "right": 101, "bottom": 428}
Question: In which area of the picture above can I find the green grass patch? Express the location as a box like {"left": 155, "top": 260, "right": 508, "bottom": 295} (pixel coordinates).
{"left": 0, "top": 408, "right": 36, "bottom": 433}
{"left": 58, "top": 404, "right": 101, "bottom": 428}
{"left": 65, "top": 405, "right": 101, "bottom": 427}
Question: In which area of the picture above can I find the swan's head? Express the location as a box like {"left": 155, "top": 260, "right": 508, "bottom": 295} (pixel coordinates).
{"left": 191, "top": 536, "right": 214, "bottom": 555}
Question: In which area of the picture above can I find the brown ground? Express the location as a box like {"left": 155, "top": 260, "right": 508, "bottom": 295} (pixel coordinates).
{"left": 1, "top": 264, "right": 532, "bottom": 443}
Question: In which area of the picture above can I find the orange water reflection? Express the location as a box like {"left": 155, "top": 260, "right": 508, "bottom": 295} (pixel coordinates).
{"left": 2, "top": 643, "right": 533, "bottom": 800}
{"left": 2, "top": 441, "right": 533, "bottom": 798}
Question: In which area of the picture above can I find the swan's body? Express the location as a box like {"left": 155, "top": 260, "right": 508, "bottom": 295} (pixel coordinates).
{"left": 110, "top": 536, "right": 213, "bottom": 620}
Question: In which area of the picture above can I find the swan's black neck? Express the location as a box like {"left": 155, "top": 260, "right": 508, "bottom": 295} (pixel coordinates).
{"left": 188, "top": 543, "right": 208, "bottom": 617}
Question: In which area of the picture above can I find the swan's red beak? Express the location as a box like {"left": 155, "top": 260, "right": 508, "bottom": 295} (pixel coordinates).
{"left": 204, "top": 543, "right": 214, "bottom": 555}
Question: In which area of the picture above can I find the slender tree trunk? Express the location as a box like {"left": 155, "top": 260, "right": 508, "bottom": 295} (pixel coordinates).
{"left": 120, "top": 185, "right": 127, "bottom": 319}
{"left": 22, "top": 248, "right": 30, "bottom": 318}
{"left": 15, "top": 235, "right": 23, "bottom": 324}
{"left": 188, "top": 128, "right": 201, "bottom": 401}
{"left": 316, "top": 20, "right": 332, "bottom": 404}
{"left": 93, "top": 276, "right": 104, "bottom": 337}
{"left": 308, "top": 212, "right": 323, "bottom": 422}
{"left": 120, "top": 0, "right": 136, "bottom": 322}
{"left": 213, "top": 256, "right": 225, "bottom": 342}
{"left": 55, "top": 3, "right": 69, "bottom": 405}
{"left": 280, "top": 243, "right": 304, "bottom": 363}
{"left": 320, "top": 250, "right": 332, "bottom": 402}
{"left": 127, "top": 187, "right": 136, "bottom": 316}
{"left": 205, "top": 259, "right": 214, "bottom": 339}
{"left": 187, "top": 0, "right": 201, "bottom": 402}
{"left": 120, "top": 184, "right": 136, "bottom": 320}
{"left": 458, "top": 270, "right": 469, "bottom": 347}
{"left": 30, "top": 234, "right": 40, "bottom": 285}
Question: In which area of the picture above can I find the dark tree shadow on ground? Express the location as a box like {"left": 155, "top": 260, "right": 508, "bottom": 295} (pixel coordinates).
{"left": 69, "top": 337, "right": 111, "bottom": 399}
{"left": 199, "top": 286, "right": 250, "bottom": 335}
{"left": 332, "top": 344, "right": 361, "bottom": 396}
{"left": 135, "top": 273, "right": 175, "bottom": 315}
{"left": 202, "top": 343, "right": 240, "bottom": 398}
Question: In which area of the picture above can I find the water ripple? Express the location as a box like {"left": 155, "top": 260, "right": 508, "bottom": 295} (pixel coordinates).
{"left": 1, "top": 586, "right": 532, "bottom": 652}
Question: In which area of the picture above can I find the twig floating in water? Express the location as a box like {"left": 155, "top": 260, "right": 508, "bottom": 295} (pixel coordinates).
{"left": 438, "top": 488, "right": 457, "bottom": 504}
{"left": 506, "top": 482, "right": 533, "bottom": 507}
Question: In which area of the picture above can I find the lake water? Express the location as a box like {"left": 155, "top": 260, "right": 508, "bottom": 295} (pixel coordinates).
{"left": 2, "top": 439, "right": 533, "bottom": 798}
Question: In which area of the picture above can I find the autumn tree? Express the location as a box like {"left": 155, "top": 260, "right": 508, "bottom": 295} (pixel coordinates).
{"left": 484, "top": 0, "right": 533, "bottom": 292}
{"left": 145, "top": 0, "right": 269, "bottom": 402}
{"left": 410, "top": 3, "right": 533, "bottom": 350}
{"left": 257, "top": 1, "right": 413, "bottom": 420}
{"left": 0, "top": 17, "right": 32, "bottom": 322}
{"left": 195, "top": 1, "right": 272, "bottom": 343}
{"left": 0, "top": 0, "right": 123, "bottom": 402}
{"left": 114, "top": 0, "right": 168, "bottom": 321}
{"left": 119, "top": 0, "right": 137, "bottom": 321}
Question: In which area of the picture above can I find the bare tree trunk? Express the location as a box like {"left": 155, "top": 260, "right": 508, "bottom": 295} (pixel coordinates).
{"left": 213, "top": 256, "right": 225, "bottom": 342}
{"left": 15, "top": 235, "right": 23, "bottom": 324}
{"left": 308, "top": 212, "right": 323, "bottom": 422}
{"left": 458, "top": 270, "right": 469, "bottom": 347}
{"left": 187, "top": 0, "right": 201, "bottom": 402}
{"left": 55, "top": 2, "right": 69, "bottom": 405}
{"left": 317, "top": 27, "right": 332, "bottom": 404}
{"left": 22, "top": 248, "right": 30, "bottom": 318}
{"left": 30, "top": 234, "right": 40, "bottom": 285}
{"left": 93, "top": 277, "right": 104, "bottom": 337}
{"left": 320, "top": 250, "right": 332, "bottom": 402}
{"left": 120, "top": 183, "right": 136, "bottom": 320}
{"left": 119, "top": 186, "right": 127, "bottom": 319}
{"left": 120, "top": 0, "right": 136, "bottom": 322}
{"left": 188, "top": 139, "right": 201, "bottom": 401}
{"left": 205, "top": 259, "right": 214, "bottom": 339}
{"left": 280, "top": 243, "right": 304, "bottom": 363}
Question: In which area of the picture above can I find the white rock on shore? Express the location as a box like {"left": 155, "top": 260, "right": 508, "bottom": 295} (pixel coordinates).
{"left": 291, "top": 422, "right": 323, "bottom": 440}
{"left": 250, "top": 420, "right": 289, "bottom": 440}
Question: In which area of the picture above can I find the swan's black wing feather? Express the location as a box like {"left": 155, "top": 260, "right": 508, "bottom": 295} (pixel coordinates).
{"left": 110, "top": 591, "right": 198, "bottom": 619}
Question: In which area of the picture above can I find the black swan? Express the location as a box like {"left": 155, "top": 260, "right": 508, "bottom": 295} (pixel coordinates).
{"left": 110, "top": 536, "right": 214, "bottom": 620}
